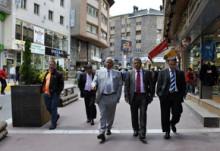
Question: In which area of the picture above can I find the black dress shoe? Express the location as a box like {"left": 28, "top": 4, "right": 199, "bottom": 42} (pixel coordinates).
{"left": 97, "top": 134, "right": 105, "bottom": 141}
{"left": 49, "top": 125, "right": 56, "bottom": 130}
{"left": 164, "top": 132, "right": 170, "bottom": 139}
{"left": 106, "top": 130, "right": 111, "bottom": 135}
{"left": 171, "top": 123, "right": 177, "bottom": 133}
{"left": 1, "top": 92, "right": 5, "bottom": 95}
{"left": 90, "top": 119, "right": 94, "bottom": 125}
{"left": 87, "top": 119, "right": 91, "bottom": 123}
{"left": 139, "top": 133, "right": 146, "bottom": 140}
{"left": 133, "top": 131, "right": 139, "bottom": 137}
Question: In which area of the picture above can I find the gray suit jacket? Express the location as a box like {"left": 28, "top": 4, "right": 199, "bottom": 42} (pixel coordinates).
{"left": 91, "top": 68, "right": 122, "bottom": 103}
{"left": 124, "top": 69, "right": 154, "bottom": 104}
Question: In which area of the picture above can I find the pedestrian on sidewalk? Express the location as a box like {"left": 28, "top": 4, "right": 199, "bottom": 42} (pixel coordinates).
{"left": 8, "top": 64, "right": 16, "bottom": 84}
{"left": 91, "top": 57, "right": 122, "bottom": 143}
{"left": 41, "top": 60, "right": 64, "bottom": 130}
{"left": 124, "top": 58, "right": 154, "bottom": 140}
{"left": 0, "top": 65, "right": 7, "bottom": 95}
{"left": 156, "top": 57, "right": 186, "bottom": 139}
{"left": 78, "top": 65, "right": 97, "bottom": 126}
{"left": 15, "top": 64, "right": 21, "bottom": 85}
{"left": 184, "top": 68, "right": 195, "bottom": 98}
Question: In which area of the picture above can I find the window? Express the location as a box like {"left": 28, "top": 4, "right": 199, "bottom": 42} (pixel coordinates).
{"left": 127, "top": 23, "right": 130, "bottom": 27}
{"left": 136, "top": 48, "right": 142, "bottom": 53}
{"left": 101, "top": 1, "right": 107, "bottom": 10}
{"left": 136, "top": 40, "right": 141, "bottom": 43}
{"left": 110, "top": 51, "right": 115, "bottom": 55}
{"left": 21, "top": 0, "right": 26, "bottom": 9}
{"left": 101, "top": 31, "right": 107, "bottom": 39}
{"left": 110, "top": 34, "right": 115, "bottom": 39}
{"left": 45, "top": 29, "right": 53, "bottom": 48}
{"left": 34, "top": 3, "right": 39, "bottom": 15}
{"left": 121, "top": 33, "right": 126, "bottom": 37}
{"left": 110, "top": 43, "right": 115, "bottom": 47}
{"left": 60, "top": 0, "right": 64, "bottom": 7}
{"left": 87, "top": 24, "right": 98, "bottom": 34}
{"left": 87, "top": 5, "right": 98, "bottom": 17}
{"left": 127, "top": 32, "right": 130, "bottom": 36}
{"left": 23, "top": 22, "right": 34, "bottom": 42}
{"left": 15, "top": 19, "right": 22, "bottom": 40}
{"left": 157, "top": 29, "right": 162, "bottom": 34}
{"left": 136, "top": 30, "right": 141, "bottom": 35}
{"left": 101, "top": 14, "right": 107, "bottom": 25}
{"left": 122, "top": 24, "right": 125, "bottom": 28}
{"left": 110, "top": 26, "right": 115, "bottom": 30}
{"left": 136, "top": 21, "right": 141, "bottom": 26}
{"left": 48, "top": 10, "right": 53, "bottom": 21}
{"left": 156, "top": 39, "right": 162, "bottom": 43}
{"left": 60, "top": 16, "right": 64, "bottom": 25}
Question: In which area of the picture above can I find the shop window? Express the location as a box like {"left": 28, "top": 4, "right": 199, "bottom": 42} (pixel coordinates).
{"left": 15, "top": 24, "right": 22, "bottom": 40}
{"left": 62, "top": 39, "right": 68, "bottom": 51}
{"left": 53, "top": 33, "right": 60, "bottom": 49}
{"left": 45, "top": 29, "right": 53, "bottom": 48}
{"left": 34, "top": 3, "right": 40, "bottom": 15}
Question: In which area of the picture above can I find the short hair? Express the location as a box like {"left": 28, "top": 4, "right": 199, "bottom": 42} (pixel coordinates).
{"left": 85, "top": 64, "right": 92, "bottom": 69}
{"left": 133, "top": 57, "right": 142, "bottom": 63}
{"left": 167, "top": 57, "right": 177, "bottom": 62}
{"left": 50, "top": 60, "right": 56, "bottom": 65}
{"left": 3, "top": 65, "right": 7, "bottom": 68}
{"left": 105, "top": 57, "right": 114, "bottom": 63}
{"left": 188, "top": 68, "right": 192, "bottom": 71}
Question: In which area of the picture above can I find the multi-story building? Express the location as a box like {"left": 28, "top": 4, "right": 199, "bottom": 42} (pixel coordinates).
{"left": 70, "top": 0, "right": 114, "bottom": 72}
{"left": 102, "top": 8, "right": 164, "bottom": 69}
{"left": 2, "top": 0, "right": 71, "bottom": 75}
{"left": 0, "top": 0, "right": 12, "bottom": 69}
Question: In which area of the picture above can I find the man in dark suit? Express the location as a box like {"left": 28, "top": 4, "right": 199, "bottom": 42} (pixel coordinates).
{"left": 156, "top": 57, "right": 186, "bottom": 139}
{"left": 78, "top": 65, "right": 97, "bottom": 125}
{"left": 124, "top": 58, "right": 154, "bottom": 140}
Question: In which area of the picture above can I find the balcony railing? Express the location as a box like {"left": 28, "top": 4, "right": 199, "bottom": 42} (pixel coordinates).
{"left": 0, "top": 0, "right": 12, "bottom": 14}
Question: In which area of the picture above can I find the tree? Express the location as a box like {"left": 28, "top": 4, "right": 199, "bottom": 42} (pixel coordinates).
{"left": 20, "top": 38, "right": 40, "bottom": 85}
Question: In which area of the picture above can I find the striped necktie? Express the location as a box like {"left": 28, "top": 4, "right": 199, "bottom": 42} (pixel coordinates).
{"left": 170, "top": 70, "right": 175, "bottom": 92}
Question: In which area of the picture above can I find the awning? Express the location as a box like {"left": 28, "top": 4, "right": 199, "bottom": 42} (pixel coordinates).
{"left": 148, "top": 39, "right": 168, "bottom": 62}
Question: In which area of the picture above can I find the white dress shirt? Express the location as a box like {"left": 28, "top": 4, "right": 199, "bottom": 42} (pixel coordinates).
{"left": 84, "top": 73, "right": 92, "bottom": 91}
{"left": 104, "top": 69, "right": 114, "bottom": 94}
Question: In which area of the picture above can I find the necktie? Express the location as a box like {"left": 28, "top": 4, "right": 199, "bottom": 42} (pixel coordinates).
{"left": 106, "top": 70, "right": 111, "bottom": 93}
{"left": 170, "top": 70, "right": 175, "bottom": 92}
{"left": 136, "top": 70, "right": 141, "bottom": 94}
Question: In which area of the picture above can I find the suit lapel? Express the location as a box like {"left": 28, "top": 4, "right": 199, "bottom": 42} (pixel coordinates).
{"left": 132, "top": 70, "right": 135, "bottom": 87}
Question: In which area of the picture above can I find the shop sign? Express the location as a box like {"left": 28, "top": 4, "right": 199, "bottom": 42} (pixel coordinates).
{"left": 0, "top": 44, "right": 4, "bottom": 51}
{"left": 30, "top": 43, "right": 45, "bottom": 55}
{"left": 34, "top": 26, "right": 45, "bottom": 45}
{"left": 0, "top": 12, "right": 5, "bottom": 21}
{"left": 70, "top": 10, "right": 75, "bottom": 27}
{"left": 14, "top": 40, "right": 24, "bottom": 51}
{"left": 45, "top": 47, "right": 68, "bottom": 58}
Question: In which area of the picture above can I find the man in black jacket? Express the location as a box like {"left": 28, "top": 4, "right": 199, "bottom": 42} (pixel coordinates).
{"left": 156, "top": 57, "right": 186, "bottom": 139}
{"left": 78, "top": 65, "right": 96, "bottom": 125}
{"left": 42, "top": 61, "right": 64, "bottom": 130}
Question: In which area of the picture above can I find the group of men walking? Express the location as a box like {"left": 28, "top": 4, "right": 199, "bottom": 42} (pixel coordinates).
{"left": 76, "top": 56, "right": 186, "bottom": 142}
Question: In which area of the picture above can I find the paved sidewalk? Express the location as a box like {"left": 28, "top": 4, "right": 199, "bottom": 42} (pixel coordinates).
{"left": 0, "top": 87, "right": 220, "bottom": 151}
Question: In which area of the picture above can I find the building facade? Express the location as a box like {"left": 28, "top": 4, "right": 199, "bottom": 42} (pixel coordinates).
{"left": 1, "top": 0, "right": 71, "bottom": 74}
{"left": 70, "top": 0, "right": 114, "bottom": 73}
{"left": 102, "top": 8, "right": 164, "bottom": 69}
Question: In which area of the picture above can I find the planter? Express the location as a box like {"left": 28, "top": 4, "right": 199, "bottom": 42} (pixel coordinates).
{"left": 11, "top": 85, "right": 51, "bottom": 127}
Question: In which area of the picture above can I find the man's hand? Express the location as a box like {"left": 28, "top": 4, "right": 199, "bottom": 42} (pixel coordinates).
{"left": 91, "top": 86, "right": 96, "bottom": 91}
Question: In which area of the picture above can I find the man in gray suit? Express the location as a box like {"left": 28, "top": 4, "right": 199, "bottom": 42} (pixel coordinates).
{"left": 156, "top": 57, "right": 186, "bottom": 139}
{"left": 124, "top": 58, "right": 154, "bottom": 140}
{"left": 91, "top": 57, "right": 122, "bottom": 142}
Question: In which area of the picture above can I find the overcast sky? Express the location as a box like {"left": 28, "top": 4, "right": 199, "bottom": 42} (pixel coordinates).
{"left": 110, "top": 0, "right": 163, "bottom": 16}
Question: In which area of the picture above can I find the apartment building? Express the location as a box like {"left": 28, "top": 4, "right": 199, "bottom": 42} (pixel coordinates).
{"left": 2, "top": 0, "right": 71, "bottom": 74}
{"left": 103, "top": 8, "right": 164, "bottom": 69}
{"left": 70, "top": 0, "right": 114, "bottom": 70}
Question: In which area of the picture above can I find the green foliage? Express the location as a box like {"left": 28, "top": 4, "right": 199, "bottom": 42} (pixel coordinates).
{"left": 39, "top": 71, "right": 47, "bottom": 83}
{"left": 56, "top": 61, "right": 63, "bottom": 71}
{"left": 20, "top": 38, "right": 41, "bottom": 85}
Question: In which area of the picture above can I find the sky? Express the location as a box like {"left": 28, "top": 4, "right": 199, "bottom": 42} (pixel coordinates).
{"left": 110, "top": 0, "right": 163, "bottom": 16}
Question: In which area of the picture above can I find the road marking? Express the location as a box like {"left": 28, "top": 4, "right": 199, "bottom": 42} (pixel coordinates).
{"left": 7, "top": 128, "right": 220, "bottom": 135}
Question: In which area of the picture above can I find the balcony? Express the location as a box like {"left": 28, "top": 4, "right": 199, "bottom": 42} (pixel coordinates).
{"left": 0, "top": 0, "right": 12, "bottom": 14}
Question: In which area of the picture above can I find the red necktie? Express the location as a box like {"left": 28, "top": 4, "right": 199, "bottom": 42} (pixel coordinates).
{"left": 136, "top": 70, "right": 141, "bottom": 94}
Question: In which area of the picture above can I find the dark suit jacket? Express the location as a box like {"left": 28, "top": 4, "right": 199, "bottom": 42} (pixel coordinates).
{"left": 156, "top": 68, "right": 186, "bottom": 103}
{"left": 78, "top": 72, "right": 95, "bottom": 98}
{"left": 124, "top": 69, "right": 154, "bottom": 104}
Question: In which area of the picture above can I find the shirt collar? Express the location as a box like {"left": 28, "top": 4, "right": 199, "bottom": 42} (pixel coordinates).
{"left": 135, "top": 68, "right": 142, "bottom": 72}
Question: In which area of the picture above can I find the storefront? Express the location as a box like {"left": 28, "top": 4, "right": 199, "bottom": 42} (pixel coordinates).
{"left": 90, "top": 44, "right": 101, "bottom": 70}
